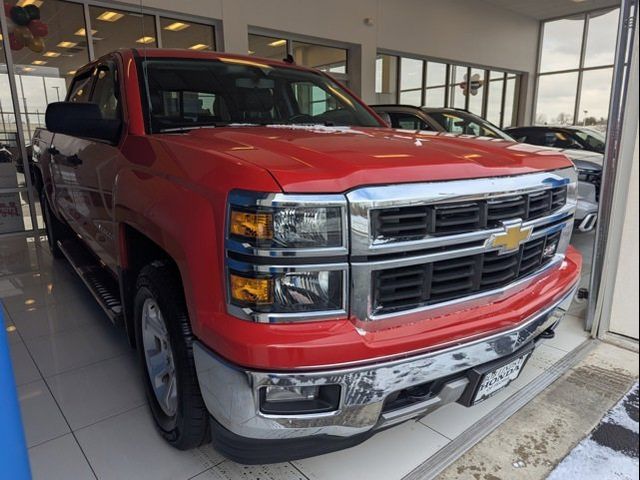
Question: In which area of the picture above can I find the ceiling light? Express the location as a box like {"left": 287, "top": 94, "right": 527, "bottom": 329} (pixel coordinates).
{"left": 57, "top": 41, "right": 78, "bottom": 49}
{"left": 43, "top": 51, "right": 61, "bottom": 58}
{"left": 22, "top": 67, "right": 35, "bottom": 72}
{"left": 188, "top": 43, "right": 209, "bottom": 50}
{"left": 67, "top": 70, "right": 77, "bottom": 76}
{"left": 75, "top": 28, "right": 98, "bottom": 37}
{"left": 17, "top": 0, "right": 43, "bottom": 6}
{"left": 164, "top": 22, "right": 190, "bottom": 31}
{"left": 135, "top": 36, "right": 155, "bottom": 44}
{"left": 32, "top": 60, "right": 47, "bottom": 65}
{"left": 96, "top": 11, "right": 124, "bottom": 22}
{"left": 248, "top": 50, "right": 255, "bottom": 55}
{"left": 268, "top": 39, "right": 286, "bottom": 47}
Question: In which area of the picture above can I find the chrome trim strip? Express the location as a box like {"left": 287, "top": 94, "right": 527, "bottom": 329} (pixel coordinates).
{"left": 225, "top": 258, "right": 349, "bottom": 323}
{"left": 193, "top": 284, "right": 577, "bottom": 440}
{"left": 347, "top": 168, "right": 578, "bottom": 257}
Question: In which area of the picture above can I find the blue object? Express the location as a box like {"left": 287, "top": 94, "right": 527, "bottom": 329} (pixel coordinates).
{"left": 0, "top": 305, "right": 31, "bottom": 480}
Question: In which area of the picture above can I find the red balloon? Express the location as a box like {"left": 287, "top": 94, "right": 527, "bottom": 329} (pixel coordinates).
{"left": 9, "top": 32, "right": 25, "bottom": 51}
{"left": 28, "top": 19, "right": 48, "bottom": 37}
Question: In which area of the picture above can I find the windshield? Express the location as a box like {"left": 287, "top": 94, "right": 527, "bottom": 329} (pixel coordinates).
{"left": 426, "top": 110, "right": 514, "bottom": 140}
{"left": 141, "top": 58, "right": 381, "bottom": 133}
{"left": 573, "top": 129, "right": 606, "bottom": 152}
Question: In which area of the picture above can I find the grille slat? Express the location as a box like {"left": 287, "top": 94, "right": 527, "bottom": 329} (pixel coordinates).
{"left": 373, "top": 232, "right": 561, "bottom": 315}
{"left": 372, "top": 186, "right": 567, "bottom": 241}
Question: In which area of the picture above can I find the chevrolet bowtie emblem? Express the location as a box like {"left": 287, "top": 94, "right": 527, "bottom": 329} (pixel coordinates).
{"left": 487, "top": 220, "right": 533, "bottom": 254}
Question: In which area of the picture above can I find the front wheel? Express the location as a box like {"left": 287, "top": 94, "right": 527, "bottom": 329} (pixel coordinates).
{"left": 134, "top": 262, "right": 210, "bottom": 450}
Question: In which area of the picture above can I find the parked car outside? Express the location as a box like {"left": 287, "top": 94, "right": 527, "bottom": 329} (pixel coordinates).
{"left": 505, "top": 125, "right": 606, "bottom": 154}
{"left": 371, "top": 105, "right": 600, "bottom": 232}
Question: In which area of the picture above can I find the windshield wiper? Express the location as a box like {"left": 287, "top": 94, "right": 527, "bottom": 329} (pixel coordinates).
{"left": 158, "top": 124, "right": 219, "bottom": 133}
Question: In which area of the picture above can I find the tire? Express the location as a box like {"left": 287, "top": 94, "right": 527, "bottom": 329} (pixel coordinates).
{"left": 40, "top": 188, "right": 70, "bottom": 258}
{"left": 134, "top": 261, "right": 210, "bottom": 450}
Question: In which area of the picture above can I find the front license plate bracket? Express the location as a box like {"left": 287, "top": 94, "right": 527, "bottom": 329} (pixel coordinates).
{"left": 457, "top": 342, "right": 535, "bottom": 407}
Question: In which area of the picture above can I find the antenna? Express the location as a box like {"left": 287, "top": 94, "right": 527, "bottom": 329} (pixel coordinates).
{"left": 138, "top": 0, "right": 153, "bottom": 131}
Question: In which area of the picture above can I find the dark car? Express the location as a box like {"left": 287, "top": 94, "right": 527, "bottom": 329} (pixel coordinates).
{"left": 504, "top": 125, "right": 606, "bottom": 154}
{"left": 371, "top": 105, "right": 601, "bottom": 232}
{"left": 372, "top": 105, "right": 513, "bottom": 140}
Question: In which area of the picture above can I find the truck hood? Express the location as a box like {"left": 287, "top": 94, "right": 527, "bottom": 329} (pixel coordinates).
{"left": 159, "top": 125, "right": 574, "bottom": 193}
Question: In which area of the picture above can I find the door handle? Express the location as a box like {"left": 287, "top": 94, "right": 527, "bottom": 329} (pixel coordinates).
{"left": 67, "top": 154, "right": 83, "bottom": 166}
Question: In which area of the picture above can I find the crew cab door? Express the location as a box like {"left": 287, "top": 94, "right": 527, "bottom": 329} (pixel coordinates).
{"left": 50, "top": 61, "right": 123, "bottom": 272}
{"left": 48, "top": 70, "right": 95, "bottom": 230}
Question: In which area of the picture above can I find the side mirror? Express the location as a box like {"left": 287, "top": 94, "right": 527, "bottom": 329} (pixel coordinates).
{"left": 45, "top": 102, "right": 122, "bottom": 144}
{"left": 377, "top": 111, "right": 392, "bottom": 127}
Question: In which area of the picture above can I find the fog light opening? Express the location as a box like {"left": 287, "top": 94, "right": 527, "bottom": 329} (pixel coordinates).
{"left": 259, "top": 384, "right": 341, "bottom": 415}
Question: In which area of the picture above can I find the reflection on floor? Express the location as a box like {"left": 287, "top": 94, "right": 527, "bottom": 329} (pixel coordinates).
{"left": 1, "top": 233, "right": 594, "bottom": 480}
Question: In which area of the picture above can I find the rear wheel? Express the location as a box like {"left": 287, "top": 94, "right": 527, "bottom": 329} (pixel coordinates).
{"left": 39, "top": 188, "right": 70, "bottom": 258}
{"left": 134, "top": 261, "right": 210, "bottom": 450}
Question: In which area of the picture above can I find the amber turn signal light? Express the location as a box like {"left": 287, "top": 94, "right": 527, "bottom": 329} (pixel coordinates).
{"left": 229, "top": 274, "right": 273, "bottom": 305}
{"left": 229, "top": 210, "right": 273, "bottom": 240}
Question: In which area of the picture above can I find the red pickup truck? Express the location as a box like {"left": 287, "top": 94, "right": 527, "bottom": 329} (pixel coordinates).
{"left": 32, "top": 49, "right": 581, "bottom": 463}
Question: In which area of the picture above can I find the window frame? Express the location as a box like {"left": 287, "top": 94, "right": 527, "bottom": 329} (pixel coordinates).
{"left": 533, "top": 6, "right": 620, "bottom": 127}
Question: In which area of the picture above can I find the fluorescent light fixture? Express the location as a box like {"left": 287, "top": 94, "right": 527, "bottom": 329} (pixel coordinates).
{"left": 17, "top": 0, "right": 43, "bottom": 6}
{"left": 188, "top": 43, "right": 209, "bottom": 50}
{"left": 74, "top": 28, "right": 98, "bottom": 37}
{"left": 96, "top": 11, "right": 124, "bottom": 22}
{"left": 268, "top": 39, "right": 286, "bottom": 47}
{"left": 164, "top": 22, "right": 190, "bottom": 31}
{"left": 135, "top": 36, "right": 155, "bottom": 44}
{"left": 57, "top": 41, "right": 78, "bottom": 49}
{"left": 32, "top": 60, "right": 47, "bottom": 65}
{"left": 43, "top": 51, "right": 61, "bottom": 58}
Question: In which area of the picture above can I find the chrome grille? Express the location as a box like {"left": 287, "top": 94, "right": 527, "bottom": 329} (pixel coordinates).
{"left": 348, "top": 168, "right": 578, "bottom": 322}
{"left": 372, "top": 231, "right": 562, "bottom": 315}
{"left": 371, "top": 186, "right": 567, "bottom": 241}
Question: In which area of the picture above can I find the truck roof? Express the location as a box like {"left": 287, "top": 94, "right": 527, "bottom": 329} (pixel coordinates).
{"left": 78, "top": 48, "right": 319, "bottom": 76}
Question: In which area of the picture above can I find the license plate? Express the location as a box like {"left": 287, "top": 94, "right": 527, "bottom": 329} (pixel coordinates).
{"left": 472, "top": 353, "right": 530, "bottom": 404}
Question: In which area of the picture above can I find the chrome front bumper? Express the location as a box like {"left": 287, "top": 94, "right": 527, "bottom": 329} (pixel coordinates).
{"left": 193, "top": 285, "right": 577, "bottom": 441}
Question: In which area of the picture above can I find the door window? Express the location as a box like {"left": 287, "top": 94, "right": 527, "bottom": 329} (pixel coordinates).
{"left": 91, "top": 66, "right": 120, "bottom": 119}
{"left": 389, "top": 113, "right": 429, "bottom": 130}
{"left": 68, "top": 74, "right": 94, "bottom": 103}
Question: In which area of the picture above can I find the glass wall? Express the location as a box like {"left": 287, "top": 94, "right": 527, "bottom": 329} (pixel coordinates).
{"left": 248, "top": 33, "right": 349, "bottom": 83}
{"left": 535, "top": 8, "right": 619, "bottom": 128}
{"left": 375, "top": 52, "right": 522, "bottom": 128}
{"left": 89, "top": 6, "right": 157, "bottom": 58}
{"left": 160, "top": 17, "right": 215, "bottom": 51}
{"left": 0, "top": 0, "right": 216, "bottom": 237}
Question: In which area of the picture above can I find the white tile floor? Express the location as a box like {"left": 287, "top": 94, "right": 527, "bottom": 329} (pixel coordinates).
{"left": 1, "top": 234, "right": 594, "bottom": 480}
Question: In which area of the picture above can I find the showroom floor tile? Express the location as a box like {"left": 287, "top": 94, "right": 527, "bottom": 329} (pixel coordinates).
{"left": 75, "top": 406, "right": 225, "bottom": 480}
{"left": 28, "top": 434, "right": 96, "bottom": 480}
{"left": 1, "top": 239, "right": 594, "bottom": 480}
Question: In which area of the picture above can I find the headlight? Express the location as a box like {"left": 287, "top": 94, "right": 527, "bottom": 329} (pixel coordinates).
{"left": 226, "top": 191, "right": 348, "bottom": 322}
{"left": 229, "top": 269, "right": 344, "bottom": 314}
{"left": 229, "top": 206, "right": 343, "bottom": 248}
{"left": 227, "top": 266, "right": 346, "bottom": 322}
{"left": 227, "top": 191, "right": 347, "bottom": 255}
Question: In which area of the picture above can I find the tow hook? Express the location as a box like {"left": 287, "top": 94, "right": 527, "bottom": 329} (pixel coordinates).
{"left": 539, "top": 327, "right": 556, "bottom": 339}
